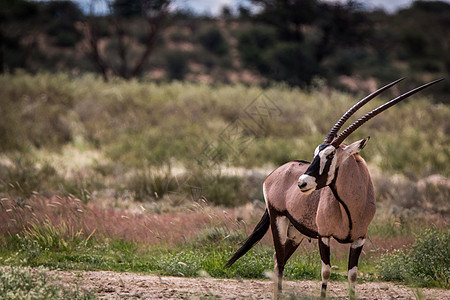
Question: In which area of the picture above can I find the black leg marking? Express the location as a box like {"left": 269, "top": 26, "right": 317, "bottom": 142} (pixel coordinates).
{"left": 348, "top": 238, "right": 365, "bottom": 294}
{"left": 348, "top": 245, "right": 363, "bottom": 270}
{"left": 318, "top": 238, "right": 331, "bottom": 298}
{"left": 284, "top": 238, "right": 301, "bottom": 262}
{"left": 321, "top": 283, "right": 327, "bottom": 298}
{"left": 318, "top": 238, "right": 330, "bottom": 266}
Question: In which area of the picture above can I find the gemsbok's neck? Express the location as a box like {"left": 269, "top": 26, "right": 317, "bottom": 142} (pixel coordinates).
{"left": 334, "top": 154, "right": 375, "bottom": 241}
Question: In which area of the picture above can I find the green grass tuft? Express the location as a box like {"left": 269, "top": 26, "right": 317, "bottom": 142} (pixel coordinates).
{"left": 0, "top": 266, "right": 96, "bottom": 300}
{"left": 377, "top": 227, "right": 450, "bottom": 288}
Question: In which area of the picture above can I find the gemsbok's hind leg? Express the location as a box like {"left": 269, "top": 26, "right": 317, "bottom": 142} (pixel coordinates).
{"left": 318, "top": 237, "right": 331, "bottom": 298}
{"left": 271, "top": 215, "right": 288, "bottom": 296}
{"left": 271, "top": 216, "right": 301, "bottom": 297}
{"left": 348, "top": 238, "right": 365, "bottom": 297}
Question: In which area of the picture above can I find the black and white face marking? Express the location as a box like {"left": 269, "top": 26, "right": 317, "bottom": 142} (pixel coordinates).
{"left": 298, "top": 144, "right": 337, "bottom": 194}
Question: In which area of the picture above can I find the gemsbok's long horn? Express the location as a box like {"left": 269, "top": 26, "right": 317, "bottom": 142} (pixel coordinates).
{"left": 331, "top": 78, "right": 444, "bottom": 147}
{"left": 323, "top": 77, "right": 405, "bottom": 144}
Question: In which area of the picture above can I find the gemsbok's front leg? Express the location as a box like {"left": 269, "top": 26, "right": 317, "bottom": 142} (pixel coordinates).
{"left": 271, "top": 215, "right": 287, "bottom": 297}
{"left": 348, "top": 238, "right": 365, "bottom": 297}
{"left": 318, "top": 237, "right": 331, "bottom": 298}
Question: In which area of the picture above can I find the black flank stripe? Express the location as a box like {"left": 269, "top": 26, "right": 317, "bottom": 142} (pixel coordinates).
{"left": 329, "top": 168, "right": 353, "bottom": 242}
{"left": 293, "top": 159, "right": 310, "bottom": 164}
{"left": 285, "top": 211, "right": 319, "bottom": 239}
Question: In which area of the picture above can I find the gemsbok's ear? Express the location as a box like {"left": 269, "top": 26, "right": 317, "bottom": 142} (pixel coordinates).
{"left": 343, "top": 136, "right": 370, "bottom": 156}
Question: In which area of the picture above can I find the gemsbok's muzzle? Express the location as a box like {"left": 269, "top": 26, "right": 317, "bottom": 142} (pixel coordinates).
{"left": 298, "top": 174, "right": 317, "bottom": 194}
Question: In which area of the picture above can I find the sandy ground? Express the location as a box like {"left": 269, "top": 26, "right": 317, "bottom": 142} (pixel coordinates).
{"left": 52, "top": 270, "right": 450, "bottom": 299}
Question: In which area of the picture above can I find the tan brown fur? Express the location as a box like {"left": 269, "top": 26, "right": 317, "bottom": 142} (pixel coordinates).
{"left": 263, "top": 142, "right": 375, "bottom": 298}
{"left": 226, "top": 79, "right": 441, "bottom": 298}
{"left": 264, "top": 147, "right": 375, "bottom": 242}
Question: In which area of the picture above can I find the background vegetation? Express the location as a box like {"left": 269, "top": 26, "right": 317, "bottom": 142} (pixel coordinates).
{"left": 1, "top": 0, "right": 449, "bottom": 99}
{"left": 0, "top": 74, "right": 448, "bottom": 291}
{"left": 0, "top": 0, "right": 449, "bottom": 297}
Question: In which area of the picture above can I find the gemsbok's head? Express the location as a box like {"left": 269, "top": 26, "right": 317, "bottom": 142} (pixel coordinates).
{"left": 298, "top": 78, "right": 443, "bottom": 194}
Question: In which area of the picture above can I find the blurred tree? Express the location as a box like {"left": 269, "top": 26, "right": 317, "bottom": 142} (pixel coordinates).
{"left": 315, "top": 1, "right": 374, "bottom": 63}
{"left": 0, "top": 0, "right": 39, "bottom": 73}
{"left": 42, "top": 1, "right": 83, "bottom": 47}
{"left": 251, "top": 0, "right": 319, "bottom": 42}
{"left": 84, "top": 0, "right": 171, "bottom": 80}
{"left": 237, "top": 25, "right": 277, "bottom": 73}
{"left": 243, "top": 0, "right": 375, "bottom": 84}
{"left": 196, "top": 26, "right": 229, "bottom": 56}
{"left": 238, "top": 5, "right": 251, "bottom": 19}
{"left": 267, "top": 42, "right": 319, "bottom": 85}
{"left": 165, "top": 50, "right": 188, "bottom": 80}
{"left": 220, "top": 6, "right": 233, "bottom": 19}
{"left": 393, "top": 1, "right": 450, "bottom": 62}
{"left": 112, "top": 0, "right": 143, "bottom": 17}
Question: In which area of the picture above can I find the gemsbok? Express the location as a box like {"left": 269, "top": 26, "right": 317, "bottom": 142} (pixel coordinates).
{"left": 224, "top": 78, "right": 443, "bottom": 298}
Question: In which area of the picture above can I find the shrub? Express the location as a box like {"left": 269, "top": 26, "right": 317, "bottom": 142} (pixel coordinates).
{"left": 196, "top": 26, "right": 229, "bottom": 56}
{"left": 165, "top": 50, "right": 189, "bottom": 80}
{"left": 186, "top": 172, "right": 248, "bottom": 207}
{"left": 236, "top": 25, "right": 277, "bottom": 72}
{"left": 0, "top": 154, "right": 103, "bottom": 202}
{"left": 52, "top": 29, "right": 81, "bottom": 48}
{"left": 266, "top": 42, "right": 319, "bottom": 86}
{"left": 377, "top": 228, "right": 450, "bottom": 288}
{"left": 0, "top": 156, "right": 57, "bottom": 198}
{"left": 127, "top": 168, "right": 180, "bottom": 201}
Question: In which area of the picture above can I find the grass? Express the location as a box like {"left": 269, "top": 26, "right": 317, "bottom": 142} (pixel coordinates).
{"left": 0, "top": 196, "right": 447, "bottom": 290}
{"left": 2, "top": 218, "right": 447, "bottom": 288}
{"left": 0, "top": 224, "right": 330, "bottom": 282}
{"left": 0, "top": 266, "right": 96, "bottom": 299}
{"left": 377, "top": 227, "right": 450, "bottom": 288}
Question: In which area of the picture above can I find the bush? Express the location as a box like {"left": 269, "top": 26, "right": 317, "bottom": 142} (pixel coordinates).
{"left": 269, "top": 42, "right": 320, "bottom": 85}
{"left": 165, "top": 50, "right": 189, "bottom": 80}
{"left": 236, "top": 25, "right": 277, "bottom": 73}
{"left": 377, "top": 228, "right": 450, "bottom": 288}
{"left": 127, "top": 168, "right": 180, "bottom": 201}
{"left": 53, "top": 30, "right": 81, "bottom": 48}
{"left": 0, "top": 154, "right": 103, "bottom": 202}
{"left": 196, "top": 26, "right": 229, "bottom": 56}
{"left": 0, "top": 156, "right": 57, "bottom": 198}
{"left": 187, "top": 173, "right": 248, "bottom": 207}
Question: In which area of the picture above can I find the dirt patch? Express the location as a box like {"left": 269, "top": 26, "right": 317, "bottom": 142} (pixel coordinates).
{"left": 51, "top": 270, "right": 449, "bottom": 299}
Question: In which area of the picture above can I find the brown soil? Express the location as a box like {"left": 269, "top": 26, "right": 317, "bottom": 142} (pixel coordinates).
{"left": 52, "top": 270, "right": 450, "bottom": 299}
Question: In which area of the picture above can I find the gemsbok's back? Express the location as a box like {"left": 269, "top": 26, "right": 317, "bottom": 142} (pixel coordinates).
{"left": 224, "top": 78, "right": 443, "bottom": 298}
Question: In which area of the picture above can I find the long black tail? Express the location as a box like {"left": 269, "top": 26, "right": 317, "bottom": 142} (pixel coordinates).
{"left": 224, "top": 209, "right": 270, "bottom": 268}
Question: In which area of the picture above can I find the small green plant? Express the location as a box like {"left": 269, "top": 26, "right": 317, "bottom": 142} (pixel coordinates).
{"left": 20, "top": 218, "right": 87, "bottom": 252}
{"left": 0, "top": 266, "right": 96, "bottom": 299}
{"left": 190, "top": 226, "right": 245, "bottom": 247}
{"left": 377, "top": 227, "right": 450, "bottom": 288}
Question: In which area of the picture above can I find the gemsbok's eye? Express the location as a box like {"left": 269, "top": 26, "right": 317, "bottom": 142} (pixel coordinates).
{"left": 327, "top": 153, "right": 335, "bottom": 160}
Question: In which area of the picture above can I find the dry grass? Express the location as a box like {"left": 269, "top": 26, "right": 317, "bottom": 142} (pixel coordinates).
{"left": 0, "top": 196, "right": 224, "bottom": 247}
